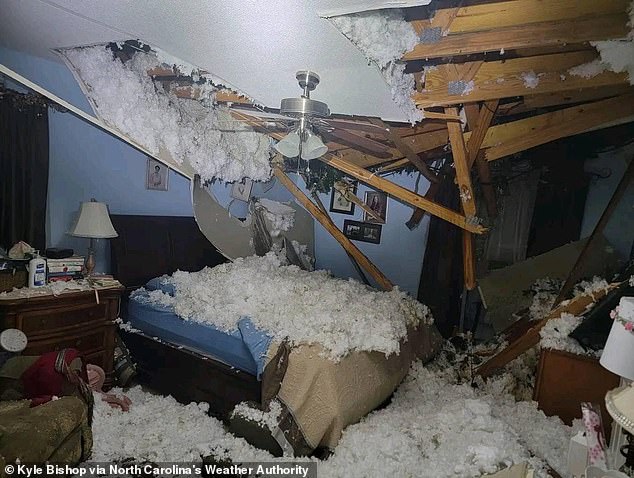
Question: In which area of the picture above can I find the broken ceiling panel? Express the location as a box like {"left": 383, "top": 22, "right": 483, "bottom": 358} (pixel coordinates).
{"left": 316, "top": 0, "right": 432, "bottom": 17}
{"left": 59, "top": 44, "right": 272, "bottom": 182}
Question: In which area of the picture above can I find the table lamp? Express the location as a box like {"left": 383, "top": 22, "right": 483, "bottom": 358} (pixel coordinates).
{"left": 601, "top": 296, "right": 634, "bottom": 476}
{"left": 69, "top": 199, "right": 118, "bottom": 277}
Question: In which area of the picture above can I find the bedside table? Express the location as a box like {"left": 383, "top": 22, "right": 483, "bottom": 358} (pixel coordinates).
{"left": 0, "top": 285, "right": 124, "bottom": 389}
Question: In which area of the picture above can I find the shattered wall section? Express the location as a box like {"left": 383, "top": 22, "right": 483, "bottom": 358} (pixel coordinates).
{"left": 330, "top": 9, "right": 424, "bottom": 123}
{"left": 59, "top": 45, "right": 272, "bottom": 183}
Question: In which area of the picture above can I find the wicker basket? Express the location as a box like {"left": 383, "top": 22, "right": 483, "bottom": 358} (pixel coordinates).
{"left": 0, "top": 269, "right": 28, "bottom": 292}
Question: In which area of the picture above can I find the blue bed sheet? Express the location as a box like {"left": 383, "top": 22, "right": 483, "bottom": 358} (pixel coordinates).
{"left": 128, "top": 284, "right": 271, "bottom": 379}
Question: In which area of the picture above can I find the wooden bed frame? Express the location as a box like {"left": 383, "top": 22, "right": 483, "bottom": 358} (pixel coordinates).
{"left": 110, "top": 215, "right": 261, "bottom": 418}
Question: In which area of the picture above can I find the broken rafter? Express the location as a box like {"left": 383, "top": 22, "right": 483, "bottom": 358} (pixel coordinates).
{"left": 273, "top": 166, "right": 394, "bottom": 291}
{"left": 476, "top": 282, "right": 622, "bottom": 377}
{"left": 413, "top": 52, "right": 629, "bottom": 108}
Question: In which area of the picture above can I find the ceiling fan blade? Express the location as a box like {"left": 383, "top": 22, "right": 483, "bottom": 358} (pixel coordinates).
{"left": 323, "top": 128, "right": 392, "bottom": 156}
{"left": 228, "top": 106, "right": 297, "bottom": 122}
{"left": 320, "top": 118, "right": 388, "bottom": 136}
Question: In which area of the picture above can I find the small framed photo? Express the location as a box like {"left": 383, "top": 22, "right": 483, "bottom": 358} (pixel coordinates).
{"left": 329, "top": 182, "right": 357, "bottom": 215}
{"left": 363, "top": 190, "right": 388, "bottom": 224}
{"left": 343, "top": 219, "right": 382, "bottom": 244}
{"left": 231, "top": 178, "right": 253, "bottom": 202}
{"left": 146, "top": 158, "right": 169, "bottom": 191}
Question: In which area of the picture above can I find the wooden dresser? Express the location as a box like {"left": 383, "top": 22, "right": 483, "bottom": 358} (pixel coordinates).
{"left": 0, "top": 286, "right": 123, "bottom": 389}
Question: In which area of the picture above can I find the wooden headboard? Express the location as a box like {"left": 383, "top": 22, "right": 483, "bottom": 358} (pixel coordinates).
{"left": 109, "top": 215, "right": 227, "bottom": 289}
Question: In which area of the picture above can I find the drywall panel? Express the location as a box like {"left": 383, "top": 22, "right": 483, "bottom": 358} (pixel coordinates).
{"left": 317, "top": 0, "right": 432, "bottom": 17}
{"left": 0, "top": 0, "right": 412, "bottom": 121}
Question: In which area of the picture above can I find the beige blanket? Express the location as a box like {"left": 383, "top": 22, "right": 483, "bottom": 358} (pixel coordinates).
{"left": 259, "top": 323, "right": 443, "bottom": 455}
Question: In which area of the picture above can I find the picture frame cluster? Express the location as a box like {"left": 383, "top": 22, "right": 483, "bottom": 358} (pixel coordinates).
{"left": 329, "top": 181, "right": 387, "bottom": 244}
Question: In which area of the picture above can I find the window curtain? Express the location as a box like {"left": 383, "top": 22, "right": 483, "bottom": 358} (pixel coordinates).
{"left": 0, "top": 91, "right": 49, "bottom": 252}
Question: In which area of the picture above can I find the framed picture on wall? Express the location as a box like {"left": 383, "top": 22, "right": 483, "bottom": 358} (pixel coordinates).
{"left": 329, "top": 182, "right": 356, "bottom": 215}
{"left": 343, "top": 219, "right": 382, "bottom": 244}
{"left": 363, "top": 190, "right": 388, "bottom": 224}
{"left": 146, "top": 158, "right": 169, "bottom": 191}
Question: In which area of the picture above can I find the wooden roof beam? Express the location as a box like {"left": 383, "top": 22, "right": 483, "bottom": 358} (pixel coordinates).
{"left": 411, "top": 0, "right": 628, "bottom": 35}
{"left": 481, "top": 93, "right": 634, "bottom": 161}
{"left": 404, "top": 14, "right": 628, "bottom": 61}
{"left": 414, "top": 52, "right": 630, "bottom": 108}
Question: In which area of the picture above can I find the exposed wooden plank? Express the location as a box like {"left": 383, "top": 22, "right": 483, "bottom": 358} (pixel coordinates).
{"left": 475, "top": 150, "right": 498, "bottom": 217}
{"left": 414, "top": 52, "right": 629, "bottom": 108}
{"left": 446, "top": 107, "right": 476, "bottom": 217}
{"left": 522, "top": 85, "right": 634, "bottom": 110}
{"left": 273, "top": 166, "right": 394, "bottom": 291}
{"left": 466, "top": 99, "right": 499, "bottom": 169}
{"left": 447, "top": 106, "right": 478, "bottom": 290}
{"left": 483, "top": 94, "right": 634, "bottom": 160}
{"left": 426, "top": 0, "right": 628, "bottom": 34}
{"left": 476, "top": 282, "right": 621, "bottom": 377}
{"left": 319, "top": 154, "right": 487, "bottom": 234}
{"left": 404, "top": 14, "right": 627, "bottom": 61}
{"left": 369, "top": 118, "right": 439, "bottom": 183}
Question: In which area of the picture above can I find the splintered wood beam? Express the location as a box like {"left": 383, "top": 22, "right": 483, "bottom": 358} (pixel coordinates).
{"left": 319, "top": 154, "right": 487, "bottom": 234}
{"left": 476, "top": 282, "right": 621, "bottom": 377}
{"left": 413, "top": 52, "right": 629, "bottom": 108}
{"left": 403, "top": 14, "right": 628, "bottom": 61}
{"left": 411, "top": 0, "right": 628, "bottom": 35}
{"left": 465, "top": 100, "right": 499, "bottom": 218}
{"left": 273, "top": 166, "right": 394, "bottom": 291}
{"left": 466, "top": 99, "right": 499, "bottom": 169}
{"left": 447, "top": 106, "right": 478, "bottom": 290}
{"left": 483, "top": 93, "right": 634, "bottom": 161}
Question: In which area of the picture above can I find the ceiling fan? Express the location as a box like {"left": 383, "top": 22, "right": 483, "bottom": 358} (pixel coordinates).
{"left": 228, "top": 70, "right": 393, "bottom": 164}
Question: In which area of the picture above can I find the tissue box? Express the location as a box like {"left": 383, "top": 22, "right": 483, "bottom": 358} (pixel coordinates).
{"left": 569, "top": 431, "right": 589, "bottom": 478}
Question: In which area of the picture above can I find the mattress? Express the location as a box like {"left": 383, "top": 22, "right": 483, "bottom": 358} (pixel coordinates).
{"left": 127, "top": 278, "right": 272, "bottom": 378}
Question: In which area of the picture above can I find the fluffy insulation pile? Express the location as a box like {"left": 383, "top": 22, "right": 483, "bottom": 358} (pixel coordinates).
{"left": 60, "top": 45, "right": 271, "bottom": 182}
{"left": 93, "top": 361, "right": 571, "bottom": 478}
{"left": 132, "top": 253, "right": 431, "bottom": 360}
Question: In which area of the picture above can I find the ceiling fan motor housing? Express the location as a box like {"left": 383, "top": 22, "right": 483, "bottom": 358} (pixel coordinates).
{"left": 280, "top": 70, "right": 330, "bottom": 119}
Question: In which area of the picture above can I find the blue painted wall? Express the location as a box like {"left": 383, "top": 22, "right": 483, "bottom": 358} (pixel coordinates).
{"left": 0, "top": 47, "right": 193, "bottom": 273}
{"left": 314, "top": 173, "right": 430, "bottom": 295}
{"left": 0, "top": 47, "right": 429, "bottom": 294}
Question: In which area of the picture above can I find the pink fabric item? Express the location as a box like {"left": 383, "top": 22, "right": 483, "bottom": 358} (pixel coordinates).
{"left": 86, "top": 364, "right": 106, "bottom": 392}
{"left": 86, "top": 363, "right": 132, "bottom": 412}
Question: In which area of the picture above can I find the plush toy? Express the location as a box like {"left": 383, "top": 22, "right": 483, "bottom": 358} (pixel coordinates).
{"left": 86, "top": 363, "right": 132, "bottom": 412}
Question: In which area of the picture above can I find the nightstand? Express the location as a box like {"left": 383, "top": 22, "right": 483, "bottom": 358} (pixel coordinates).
{"left": 0, "top": 285, "right": 124, "bottom": 389}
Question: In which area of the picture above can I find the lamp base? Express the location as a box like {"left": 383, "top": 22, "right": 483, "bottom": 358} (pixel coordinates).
{"left": 85, "top": 249, "right": 96, "bottom": 277}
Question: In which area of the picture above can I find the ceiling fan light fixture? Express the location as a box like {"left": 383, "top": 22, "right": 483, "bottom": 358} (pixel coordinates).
{"left": 301, "top": 131, "right": 328, "bottom": 160}
{"left": 274, "top": 129, "right": 301, "bottom": 158}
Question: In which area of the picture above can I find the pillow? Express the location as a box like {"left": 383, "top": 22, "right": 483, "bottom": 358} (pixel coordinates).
{"left": 145, "top": 276, "right": 176, "bottom": 296}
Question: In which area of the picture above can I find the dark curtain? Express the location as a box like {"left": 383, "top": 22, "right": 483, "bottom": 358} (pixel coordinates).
{"left": 0, "top": 94, "right": 49, "bottom": 252}
{"left": 417, "top": 175, "right": 464, "bottom": 338}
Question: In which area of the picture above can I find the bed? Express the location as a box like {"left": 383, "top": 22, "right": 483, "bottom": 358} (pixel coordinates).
{"left": 111, "top": 214, "right": 443, "bottom": 456}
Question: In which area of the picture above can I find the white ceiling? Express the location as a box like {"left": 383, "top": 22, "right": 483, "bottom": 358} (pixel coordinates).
{"left": 0, "top": 0, "right": 431, "bottom": 121}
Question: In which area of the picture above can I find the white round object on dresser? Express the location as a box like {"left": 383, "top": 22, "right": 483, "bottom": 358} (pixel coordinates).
{"left": 0, "top": 328, "right": 28, "bottom": 352}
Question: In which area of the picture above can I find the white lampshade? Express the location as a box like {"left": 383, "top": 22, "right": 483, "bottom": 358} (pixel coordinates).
{"left": 600, "top": 297, "right": 634, "bottom": 381}
{"left": 274, "top": 130, "right": 301, "bottom": 158}
{"left": 301, "top": 131, "right": 328, "bottom": 160}
{"left": 69, "top": 200, "right": 118, "bottom": 239}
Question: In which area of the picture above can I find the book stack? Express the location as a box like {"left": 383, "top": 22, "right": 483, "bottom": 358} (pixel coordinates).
{"left": 47, "top": 256, "right": 85, "bottom": 282}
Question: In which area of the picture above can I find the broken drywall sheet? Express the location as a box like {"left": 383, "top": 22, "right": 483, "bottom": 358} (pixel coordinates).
{"left": 59, "top": 45, "right": 272, "bottom": 183}
{"left": 591, "top": 0, "right": 634, "bottom": 85}
{"left": 330, "top": 9, "right": 424, "bottom": 123}
{"left": 317, "top": 0, "right": 432, "bottom": 17}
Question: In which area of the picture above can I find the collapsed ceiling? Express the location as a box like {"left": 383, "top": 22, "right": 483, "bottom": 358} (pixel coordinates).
{"left": 0, "top": 0, "right": 434, "bottom": 121}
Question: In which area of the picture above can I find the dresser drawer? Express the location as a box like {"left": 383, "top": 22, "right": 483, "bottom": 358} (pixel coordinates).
{"left": 24, "top": 329, "right": 106, "bottom": 355}
{"left": 18, "top": 303, "right": 108, "bottom": 335}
